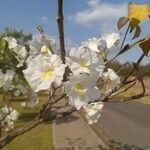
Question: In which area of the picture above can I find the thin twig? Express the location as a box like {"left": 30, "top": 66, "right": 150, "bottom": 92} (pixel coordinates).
{"left": 122, "top": 53, "right": 145, "bottom": 82}
{"left": 92, "top": 53, "right": 146, "bottom": 103}
{"left": 112, "top": 81, "right": 136, "bottom": 97}
{"left": 108, "top": 77, "right": 145, "bottom": 103}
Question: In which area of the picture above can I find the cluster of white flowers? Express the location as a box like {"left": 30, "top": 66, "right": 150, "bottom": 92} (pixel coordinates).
{"left": 0, "top": 37, "right": 33, "bottom": 98}
{"left": 85, "top": 102, "right": 104, "bottom": 125}
{"left": 4, "top": 37, "right": 28, "bottom": 68}
{"left": 99, "top": 68, "right": 120, "bottom": 95}
{"left": 23, "top": 45, "right": 66, "bottom": 92}
{"left": 0, "top": 69, "right": 28, "bottom": 97}
{"left": 23, "top": 33, "right": 121, "bottom": 124}
{"left": 0, "top": 69, "right": 15, "bottom": 92}
{"left": 82, "top": 33, "right": 120, "bottom": 53}
{"left": 64, "top": 33, "right": 120, "bottom": 123}
{"left": 0, "top": 105, "right": 19, "bottom": 131}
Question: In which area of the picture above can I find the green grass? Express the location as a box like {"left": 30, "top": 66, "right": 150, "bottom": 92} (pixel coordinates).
{"left": 0, "top": 94, "right": 53, "bottom": 150}
{"left": 3, "top": 123, "right": 52, "bottom": 150}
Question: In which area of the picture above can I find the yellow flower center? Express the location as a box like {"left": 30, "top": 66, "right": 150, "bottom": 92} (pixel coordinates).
{"left": 80, "top": 63, "right": 90, "bottom": 70}
{"left": 75, "top": 83, "right": 85, "bottom": 94}
{"left": 41, "top": 46, "right": 49, "bottom": 54}
{"left": 40, "top": 70, "right": 54, "bottom": 79}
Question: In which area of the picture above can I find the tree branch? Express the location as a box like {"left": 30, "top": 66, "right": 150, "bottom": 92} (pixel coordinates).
{"left": 0, "top": 92, "right": 66, "bottom": 148}
{"left": 56, "top": 0, "right": 66, "bottom": 63}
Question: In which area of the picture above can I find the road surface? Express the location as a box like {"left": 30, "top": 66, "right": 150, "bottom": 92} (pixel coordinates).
{"left": 98, "top": 101, "right": 150, "bottom": 149}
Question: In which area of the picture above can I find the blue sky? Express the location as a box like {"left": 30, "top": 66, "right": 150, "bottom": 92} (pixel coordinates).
{"left": 0, "top": 0, "right": 150, "bottom": 63}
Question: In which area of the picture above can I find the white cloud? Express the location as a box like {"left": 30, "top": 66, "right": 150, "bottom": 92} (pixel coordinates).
{"left": 68, "top": 0, "right": 128, "bottom": 32}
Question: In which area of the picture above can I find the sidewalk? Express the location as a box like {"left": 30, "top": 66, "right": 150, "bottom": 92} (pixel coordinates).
{"left": 52, "top": 111, "right": 108, "bottom": 150}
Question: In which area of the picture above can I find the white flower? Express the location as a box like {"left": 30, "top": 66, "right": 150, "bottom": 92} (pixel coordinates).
{"left": 82, "top": 37, "right": 106, "bottom": 53}
{"left": 0, "top": 69, "right": 15, "bottom": 92}
{"left": 101, "top": 33, "right": 120, "bottom": 49}
{"left": 29, "top": 45, "right": 52, "bottom": 58}
{"left": 4, "top": 37, "right": 18, "bottom": 49}
{"left": 82, "top": 33, "right": 120, "bottom": 53}
{"left": 9, "top": 110, "right": 19, "bottom": 121}
{"left": 5, "top": 121, "right": 14, "bottom": 131}
{"left": 28, "top": 34, "right": 56, "bottom": 60}
{"left": 14, "top": 45, "right": 27, "bottom": 59}
{"left": 0, "top": 106, "right": 19, "bottom": 131}
{"left": 26, "top": 45, "right": 53, "bottom": 67}
{"left": 23, "top": 54, "right": 66, "bottom": 92}
{"left": 10, "top": 45, "right": 28, "bottom": 68}
{"left": 4, "top": 36, "right": 28, "bottom": 68}
{"left": 99, "top": 68, "right": 120, "bottom": 94}
{"left": 66, "top": 46, "right": 104, "bottom": 75}
{"left": 85, "top": 102, "right": 104, "bottom": 125}
{"left": 64, "top": 73, "right": 101, "bottom": 110}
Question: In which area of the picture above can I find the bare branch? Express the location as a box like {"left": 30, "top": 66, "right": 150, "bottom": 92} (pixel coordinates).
{"left": 56, "top": 0, "right": 66, "bottom": 63}
{"left": 113, "top": 81, "right": 136, "bottom": 97}
{"left": 92, "top": 53, "right": 146, "bottom": 103}
{"left": 0, "top": 92, "right": 66, "bottom": 148}
{"left": 108, "top": 77, "right": 145, "bottom": 103}
{"left": 0, "top": 117, "right": 43, "bottom": 148}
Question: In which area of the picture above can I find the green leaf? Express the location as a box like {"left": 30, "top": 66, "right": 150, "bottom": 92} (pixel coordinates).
{"left": 0, "top": 38, "right": 7, "bottom": 50}
{"left": 118, "top": 44, "right": 130, "bottom": 55}
{"left": 129, "top": 18, "right": 140, "bottom": 33}
{"left": 117, "top": 17, "right": 129, "bottom": 30}
{"left": 132, "top": 25, "right": 141, "bottom": 40}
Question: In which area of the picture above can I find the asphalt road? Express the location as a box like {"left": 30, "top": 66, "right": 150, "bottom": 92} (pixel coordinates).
{"left": 98, "top": 101, "right": 150, "bottom": 149}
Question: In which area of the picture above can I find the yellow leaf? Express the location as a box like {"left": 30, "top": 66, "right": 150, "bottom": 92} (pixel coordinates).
{"left": 128, "top": 2, "right": 150, "bottom": 22}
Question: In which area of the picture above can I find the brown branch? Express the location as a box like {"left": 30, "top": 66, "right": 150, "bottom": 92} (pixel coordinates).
{"left": 122, "top": 53, "right": 145, "bottom": 83}
{"left": 0, "top": 92, "right": 66, "bottom": 148}
{"left": 0, "top": 106, "right": 76, "bottom": 149}
{"left": 116, "top": 62, "right": 130, "bottom": 75}
{"left": 112, "top": 81, "right": 136, "bottom": 97}
{"left": 0, "top": 117, "right": 43, "bottom": 148}
{"left": 104, "top": 61, "right": 146, "bottom": 103}
{"left": 0, "top": 110, "right": 11, "bottom": 123}
{"left": 56, "top": 0, "right": 66, "bottom": 63}
{"left": 108, "top": 77, "right": 145, "bottom": 103}
{"left": 92, "top": 53, "right": 146, "bottom": 103}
